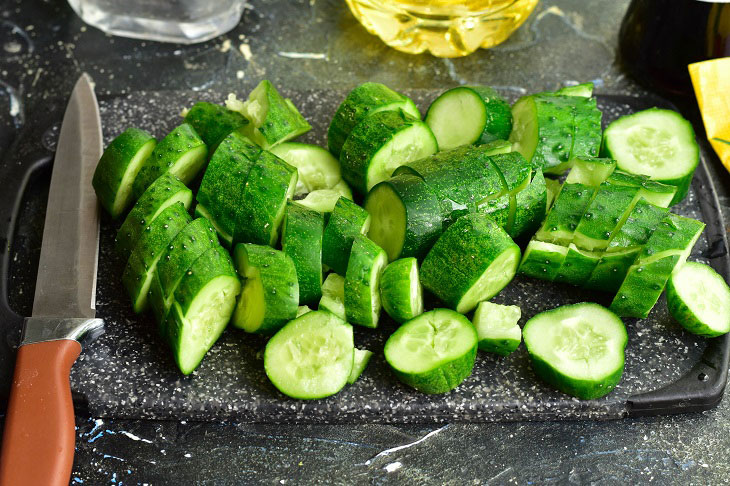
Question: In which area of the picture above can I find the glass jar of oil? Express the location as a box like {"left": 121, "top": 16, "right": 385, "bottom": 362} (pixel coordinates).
{"left": 345, "top": 0, "right": 540, "bottom": 58}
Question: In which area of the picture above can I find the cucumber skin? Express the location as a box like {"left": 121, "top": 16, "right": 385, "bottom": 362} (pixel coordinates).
{"left": 184, "top": 101, "right": 249, "bottom": 150}
{"left": 553, "top": 245, "right": 600, "bottom": 287}
{"left": 282, "top": 202, "right": 325, "bottom": 305}
{"left": 243, "top": 80, "right": 311, "bottom": 148}
{"left": 380, "top": 258, "right": 422, "bottom": 323}
{"left": 510, "top": 169, "right": 547, "bottom": 239}
{"left": 582, "top": 249, "right": 640, "bottom": 294}
{"left": 573, "top": 183, "right": 640, "bottom": 251}
{"left": 535, "top": 183, "right": 596, "bottom": 245}
{"left": 92, "top": 127, "right": 156, "bottom": 219}
{"left": 610, "top": 255, "right": 680, "bottom": 318}
{"left": 322, "top": 197, "right": 371, "bottom": 275}
{"left": 519, "top": 241, "right": 568, "bottom": 281}
{"left": 529, "top": 352, "right": 624, "bottom": 400}
{"left": 666, "top": 263, "right": 730, "bottom": 338}
{"left": 391, "top": 345, "right": 477, "bottom": 394}
{"left": 195, "top": 204, "right": 233, "bottom": 248}
{"left": 570, "top": 97, "right": 602, "bottom": 161}
{"left": 172, "top": 245, "right": 240, "bottom": 316}
{"left": 637, "top": 213, "right": 705, "bottom": 259}
{"left": 344, "top": 236, "right": 387, "bottom": 328}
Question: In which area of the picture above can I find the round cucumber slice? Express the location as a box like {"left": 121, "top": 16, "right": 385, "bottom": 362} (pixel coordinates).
{"left": 384, "top": 309, "right": 478, "bottom": 394}
{"left": 344, "top": 236, "right": 388, "bottom": 328}
{"left": 264, "top": 310, "right": 354, "bottom": 400}
{"left": 380, "top": 257, "right": 424, "bottom": 324}
{"left": 666, "top": 262, "right": 730, "bottom": 337}
{"left": 523, "top": 302, "right": 627, "bottom": 400}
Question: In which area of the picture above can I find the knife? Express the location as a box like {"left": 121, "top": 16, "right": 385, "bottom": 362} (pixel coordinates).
{"left": 0, "top": 74, "right": 104, "bottom": 485}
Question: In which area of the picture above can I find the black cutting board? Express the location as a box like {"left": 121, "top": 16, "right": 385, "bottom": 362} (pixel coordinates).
{"left": 1, "top": 88, "right": 728, "bottom": 423}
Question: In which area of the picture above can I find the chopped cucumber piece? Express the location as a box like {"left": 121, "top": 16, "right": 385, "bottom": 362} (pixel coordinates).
{"left": 281, "top": 202, "right": 325, "bottom": 305}
{"left": 489, "top": 152, "right": 532, "bottom": 232}
{"left": 296, "top": 181, "right": 353, "bottom": 215}
{"left": 606, "top": 169, "right": 677, "bottom": 208}
{"left": 667, "top": 262, "right": 730, "bottom": 337}
{"left": 519, "top": 240, "right": 569, "bottom": 281}
{"left": 194, "top": 204, "right": 233, "bottom": 248}
{"left": 318, "top": 273, "right": 346, "bottom": 320}
{"left": 183, "top": 101, "right": 249, "bottom": 149}
{"left": 269, "top": 142, "right": 342, "bottom": 196}
{"left": 572, "top": 183, "right": 640, "bottom": 252}
{"left": 380, "top": 257, "right": 424, "bottom": 324}
{"left": 511, "top": 169, "right": 548, "bottom": 239}
{"left": 347, "top": 348, "right": 373, "bottom": 384}
{"left": 554, "top": 83, "right": 594, "bottom": 98}
{"left": 534, "top": 183, "right": 596, "bottom": 245}
{"left": 570, "top": 96, "right": 603, "bottom": 166}
{"left": 321, "top": 197, "right": 371, "bottom": 275}
{"left": 545, "top": 177, "right": 562, "bottom": 209}
{"left": 472, "top": 301, "right": 521, "bottom": 356}
{"left": 565, "top": 157, "right": 616, "bottom": 186}
{"left": 297, "top": 305, "right": 312, "bottom": 317}
{"left": 553, "top": 244, "right": 602, "bottom": 287}
{"left": 344, "top": 236, "right": 388, "bottom": 328}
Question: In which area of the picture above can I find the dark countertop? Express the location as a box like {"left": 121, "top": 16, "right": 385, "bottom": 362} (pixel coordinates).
{"left": 3, "top": 0, "right": 730, "bottom": 483}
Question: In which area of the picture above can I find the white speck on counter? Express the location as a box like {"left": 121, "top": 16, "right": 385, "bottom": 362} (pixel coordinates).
{"left": 384, "top": 462, "right": 402, "bottom": 473}
{"left": 277, "top": 51, "right": 327, "bottom": 60}
{"left": 239, "top": 43, "right": 252, "bottom": 61}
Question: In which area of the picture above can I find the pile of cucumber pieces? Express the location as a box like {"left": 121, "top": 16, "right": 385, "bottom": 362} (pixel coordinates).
{"left": 92, "top": 77, "right": 730, "bottom": 403}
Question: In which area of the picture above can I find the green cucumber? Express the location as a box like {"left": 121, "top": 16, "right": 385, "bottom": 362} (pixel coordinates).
{"left": 667, "top": 262, "right": 730, "bottom": 337}
{"left": 534, "top": 183, "right": 596, "bottom": 245}
{"left": 92, "top": 127, "right": 156, "bottom": 219}
{"left": 232, "top": 244, "right": 299, "bottom": 334}
{"left": 183, "top": 101, "right": 249, "bottom": 150}
{"left": 269, "top": 142, "right": 342, "bottom": 196}
{"left": 264, "top": 310, "right": 354, "bottom": 400}
{"left": 602, "top": 108, "right": 699, "bottom": 205}
{"left": 569, "top": 96, "right": 603, "bottom": 163}
{"left": 510, "top": 169, "right": 547, "bottom": 239}
{"left": 420, "top": 213, "right": 521, "bottom": 313}
{"left": 488, "top": 152, "right": 532, "bottom": 231}
{"left": 328, "top": 82, "right": 420, "bottom": 157}
{"left": 194, "top": 204, "right": 233, "bottom": 247}
{"left": 296, "top": 181, "right": 353, "bottom": 215}
{"left": 523, "top": 302, "right": 627, "bottom": 400}
{"left": 384, "top": 309, "right": 478, "bottom": 394}
{"left": 637, "top": 213, "right": 705, "bottom": 262}
{"left": 380, "top": 257, "right": 424, "bottom": 323}
{"left": 606, "top": 170, "right": 677, "bottom": 208}
{"left": 425, "top": 86, "right": 512, "bottom": 149}
{"left": 297, "top": 305, "right": 313, "bottom": 317}
{"left": 321, "top": 197, "right": 371, "bottom": 275}
{"left": 472, "top": 301, "right": 521, "bottom": 356}
{"left": 545, "top": 177, "right": 562, "bottom": 209}
{"left": 477, "top": 193, "right": 511, "bottom": 229}
{"left": 281, "top": 202, "right": 325, "bottom": 305}
{"left": 519, "top": 241, "right": 569, "bottom": 281}
{"left": 554, "top": 83, "right": 594, "bottom": 97}
{"left": 347, "top": 348, "right": 373, "bottom": 384}
{"left": 553, "top": 244, "right": 602, "bottom": 287}
{"left": 344, "top": 236, "right": 388, "bottom": 328}
{"left": 572, "top": 183, "right": 640, "bottom": 251}
{"left": 318, "top": 273, "right": 346, "bottom": 320}
{"left": 582, "top": 248, "right": 641, "bottom": 294}
{"left": 564, "top": 157, "right": 616, "bottom": 186}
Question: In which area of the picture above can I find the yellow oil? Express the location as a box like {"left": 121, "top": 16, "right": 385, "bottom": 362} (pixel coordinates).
{"left": 345, "top": 0, "right": 539, "bottom": 58}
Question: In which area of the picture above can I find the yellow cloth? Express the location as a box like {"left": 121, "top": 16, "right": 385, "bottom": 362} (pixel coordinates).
{"left": 689, "top": 58, "right": 730, "bottom": 172}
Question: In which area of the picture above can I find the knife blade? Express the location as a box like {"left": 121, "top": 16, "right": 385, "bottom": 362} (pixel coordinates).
{"left": 0, "top": 73, "right": 104, "bottom": 486}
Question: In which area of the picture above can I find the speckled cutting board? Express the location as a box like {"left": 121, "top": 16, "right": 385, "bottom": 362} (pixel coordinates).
{"left": 67, "top": 89, "right": 725, "bottom": 423}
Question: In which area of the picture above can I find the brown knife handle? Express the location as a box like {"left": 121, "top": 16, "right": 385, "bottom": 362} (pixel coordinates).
{"left": 0, "top": 339, "right": 81, "bottom": 486}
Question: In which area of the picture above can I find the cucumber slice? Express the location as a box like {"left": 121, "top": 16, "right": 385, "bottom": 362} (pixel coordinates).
{"left": 194, "top": 204, "right": 233, "bottom": 248}
{"left": 296, "top": 181, "right": 354, "bottom": 215}
{"left": 344, "top": 236, "right": 388, "bottom": 328}
{"left": 488, "top": 152, "right": 532, "bottom": 232}
{"left": 328, "top": 82, "right": 421, "bottom": 157}
{"left": 425, "top": 86, "right": 512, "bottom": 150}
{"left": 269, "top": 142, "right": 342, "bottom": 196}
{"left": 380, "top": 257, "right": 424, "bottom": 324}
{"left": 347, "top": 348, "right": 373, "bottom": 384}
{"left": 115, "top": 173, "right": 192, "bottom": 260}
{"left": 554, "top": 83, "right": 594, "bottom": 97}
{"left": 183, "top": 101, "right": 249, "bottom": 150}
{"left": 553, "top": 244, "right": 602, "bottom": 287}
{"left": 365, "top": 173, "right": 445, "bottom": 261}
{"left": 637, "top": 213, "right": 705, "bottom": 263}
{"left": 519, "top": 240, "right": 569, "bottom": 281}
{"left": 318, "top": 273, "right": 346, "bottom": 320}
{"left": 570, "top": 96, "right": 603, "bottom": 164}
{"left": 606, "top": 170, "right": 677, "bottom": 208}
{"left": 602, "top": 108, "right": 699, "bottom": 205}
{"left": 166, "top": 245, "right": 241, "bottom": 375}
{"left": 321, "top": 197, "right": 371, "bottom": 275}
{"left": 384, "top": 309, "right": 478, "bottom": 394}
{"left": 511, "top": 169, "right": 548, "bottom": 239}
{"left": 339, "top": 109, "right": 438, "bottom": 194}
{"left": 534, "top": 183, "right": 596, "bottom": 245}
{"left": 472, "top": 301, "right": 521, "bottom": 356}
{"left": 480, "top": 139, "right": 513, "bottom": 155}
{"left": 264, "top": 310, "right": 354, "bottom": 400}
{"left": 232, "top": 244, "right": 299, "bottom": 335}
{"left": 122, "top": 202, "right": 191, "bottom": 313}
{"left": 281, "top": 202, "right": 325, "bottom": 305}
{"left": 582, "top": 248, "right": 640, "bottom": 294}
{"left": 573, "top": 183, "right": 640, "bottom": 251}
{"left": 523, "top": 302, "right": 627, "bottom": 400}
{"left": 420, "top": 213, "right": 521, "bottom": 313}
{"left": 564, "top": 157, "right": 616, "bottom": 187}
{"left": 92, "top": 127, "right": 156, "bottom": 219}
{"left": 545, "top": 177, "right": 562, "bottom": 209}
{"left": 667, "top": 262, "right": 730, "bottom": 337}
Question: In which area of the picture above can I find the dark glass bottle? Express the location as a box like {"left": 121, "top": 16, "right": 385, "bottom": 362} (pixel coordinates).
{"left": 619, "top": 0, "right": 730, "bottom": 97}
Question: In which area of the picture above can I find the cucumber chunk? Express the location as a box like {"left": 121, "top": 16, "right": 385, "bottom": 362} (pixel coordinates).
{"left": 183, "top": 101, "right": 249, "bottom": 149}
{"left": 347, "top": 348, "right": 373, "bottom": 384}
{"left": 321, "top": 197, "right": 371, "bottom": 275}
{"left": 318, "top": 273, "right": 346, "bottom": 320}
{"left": 553, "top": 244, "right": 602, "bottom": 287}
{"left": 472, "top": 301, "right": 521, "bottom": 356}
{"left": 344, "top": 236, "right": 388, "bottom": 328}
{"left": 523, "top": 302, "right": 627, "bottom": 400}
{"left": 264, "top": 310, "right": 354, "bottom": 400}
{"left": 269, "top": 142, "right": 342, "bottom": 196}
{"left": 281, "top": 202, "right": 325, "bottom": 305}
{"left": 606, "top": 169, "right": 677, "bottom": 208}
{"left": 564, "top": 157, "right": 616, "bottom": 186}
{"left": 425, "top": 86, "right": 512, "bottom": 150}
{"left": 545, "top": 177, "right": 562, "bottom": 209}
{"left": 602, "top": 108, "right": 699, "bottom": 205}
{"left": 92, "top": 127, "right": 156, "bottom": 219}
{"left": 554, "top": 83, "right": 594, "bottom": 98}
{"left": 380, "top": 257, "right": 424, "bottom": 324}
{"left": 511, "top": 169, "right": 548, "bottom": 239}
{"left": 534, "top": 183, "right": 596, "bottom": 245}
{"left": 667, "top": 262, "right": 730, "bottom": 337}
{"left": 384, "top": 309, "right": 478, "bottom": 394}
{"left": 572, "top": 183, "right": 640, "bottom": 252}
{"left": 297, "top": 305, "right": 313, "bottom": 317}
{"left": 296, "top": 181, "right": 354, "bottom": 215}
{"left": 519, "top": 240, "right": 569, "bottom": 281}
{"left": 194, "top": 204, "right": 233, "bottom": 248}
{"left": 489, "top": 152, "right": 532, "bottom": 232}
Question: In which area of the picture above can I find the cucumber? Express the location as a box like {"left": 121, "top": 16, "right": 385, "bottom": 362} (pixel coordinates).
{"left": 339, "top": 109, "right": 438, "bottom": 194}
{"left": 480, "top": 139, "right": 513, "bottom": 155}
{"left": 570, "top": 96, "right": 603, "bottom": 163}
{"left": 553, "top": 244, "right": 602, "bottom": 287}
{"left": 545, "top": 177, "right": 562, "bottom": 209}
{"left": 269, "top": 142, "right": 341, "bottom": 196}
{"left": 328, "top": 82, "right": 420, "bottom": 157}
{"left": 92, "top": 127, "right": 156, "bottom": 219}
{"left": 365, "top": 173, "right": 445, "bottom": 261}
{"left": 523, "top": 302, "right": 627, "bottom": 400}
{"left": 564, "top": 157, "right": 616, "bottom": 186}
{"left": 667, "top": 262, "right": 730, "bottom": 337}
{"left": 281, "top": 202, "right": 325, "bottom": 305}
{"left": 384, "top": 309, "right": 478, "bottom": 394}
{"left": 572, "top": 183, "right": 640, "bottom": 251}
{"left": 122, "top": 202, "right": 191, "bottom": 313}
{"left": 472, "top": 301, "right": 521, "bottom": 356}
{"left": 232, "top": 244, "right": 299, "bottom": 334}
{"left": 606, "top": 170, "right": 677, "bottom": 208}
{"left": 296, "top": 181, "right": 354, "bottom": 215}
{"left": 510, "top": 169, "right": 548, "bottom": 239}
{"left": 321, "top": 197, "right": 371, "bottom": 275}
{"left": 380, "top": 257, "right": 424, "bottom": 323}
{"left": 582, "top": 248, "right": 640, "bottom": 294}
{"left": 318, "top": 273, "right": 346, "bottom": 320}
{"left": 166, "top": 245, "right": 241, "bottom": 375}
{"left": 488, "top": 152, "right": 532, "bottom": 231}
{"left": 115, "top": 173, "right": 192, "bottom": 260}
{"left": 183, "top": 101, "right": 249, "bottom": 149}
{"left": 234, "top": 151, "right": 298, "bottom": 247}
{"left": 132, "top": 123, "right": 208, "bottom": 200}
{"left": 344, "top": 236, "right": 388, "bottom": 328}
{"left": 519, "top": 241, "right": 568, "bottom": 281}
{"left": 421, "top": 213, "right": 521, "bottom": 313}
{"left": 554, "top": 83, "right": 594, "bottom": 97}
{"left": 347, "top": 348, "right": 373, "bottom": 384}
{"left": 194, "top": 204, "right": 233, "bottom": 248}
{"left": 602, "top": 108, "right": 699, "bottom": 205}
{"left": 264, "top": 310, "right": 354, "bottom": 400}
{"left": 477, "top": 193, "right": 511, "bottom": 229}
{"left": 297, "top": 305, "right": 313, "bottom": 317}
{"left": 637, "top": 213, "right": 705, "bottom": 263}
{"left": 425, "top": 86, "right": 512, "bottom": 150}
{"left": 227, "top": 81, "right": 311, "bottom": 149}
{"left": 534, "top": 183, "right": 596, "bottom": 245}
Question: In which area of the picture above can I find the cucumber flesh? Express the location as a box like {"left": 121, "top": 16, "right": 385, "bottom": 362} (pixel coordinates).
{"left": 564, "top": 157, "right": 616, "bottom": 186}
{"left": 347, "top": 348, "right": 373, "bottom": 384}
{"left": 380, "top": 257, "right": 424, "bottom": 324}
{"left": 318, "top": 273, "right": 346, "bottom": 320}
{"left": 472, "top": 301, "right": 521, "bottom": 356}
{"left": 554, "top": 83, "right": 594, "bottom": 98}
{"left": 269, "top": 142, "right": 342, "bottom": 196}
{"left": 296, "top": 181, "right": 353, "bottom": 214}
{"left": 667, "top": 262, "right": 730, "bottom": 337}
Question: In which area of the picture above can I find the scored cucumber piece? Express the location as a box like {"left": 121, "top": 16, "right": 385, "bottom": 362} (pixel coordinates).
{"left": 183, "top": 101, "right": 249, "bottom": 149}
{"left": 477, "top": 192, "right": 511, "bottom": 229}
{"left": 572, "top": 183, "right": 640, "bottom": 251}
{"left": 553, "top": 244, "right": 602, "bottom": 287}
{"left": 637, "top": 213, "right": 706, "bottom": 263}
{"left": 534, "top": 183, "right": 596, "bottom": 245}
{"left": 296, "top": 181, "right": 353, "bottom": 215}
{"left": 132, "top": 123, "right": 208, "bottom": 200}
{"left": 425, "top": 86, "right": 512, "bottom": 150}
{"left": 606, "top": 169, "right": 677, "bottom": 208}
{"left": 340, "top": 109, "right": 438, "bottom": 194}
{"left": 281, "top": 202, "right": 325, "bottom": 305}
{"left": 116, "top": 173, "right": 192, "bottom": 260}
{"left": 264, "top": 310, "right": 354, "bottom": 400}
{"left": 570, "top": 96, "right": 603, "bottom": 164}
{"left": 232, "top": 244, "right": 299, "bottom": 334}
{"left": 554, "top": 83, "right": 594, "bottom": 98}
{"left": 384, "top": 309, "right": 478, "bottom": 394}
{"left": 269, "top": 142, "right": 342, "bottom": 196}
{"left": 519, "top": 240, "right": 569, "bottom": 281}
{"left": 421, "top": 213, "right": 521, "bottom": 313}
{"left": 564, "top": 156, "right": 616, "bottom": 186}
{"left": 380, "top": 257, "right": 424, "bottom": 324}
{"left": 347, "top": 348, "right": 373, "bottom": 384}
{"left": 322, "top": 197, "right": 371, "bottom": 275}
{"left": 472, "top": 301, "right": 521, "bottom": 356}
{"left": 488, "top": 152, "right": 532, "bottom": 232}
{"left": 318, "top": 273, "right": 346, "bottom": 320}
{"left": 194, "top": 204, "right": 232, "bottom": 248}
{"left": 511, "top": 169, "right": 548, "bottom": 239}
{"left": 602, "top": 108, "right": 699, "bottom": 205}
{"left": 667, "top": 262, "right": 730, "bottom": 337}
{"left": 328, "top": 82, "right": 421, "bottom": 157}
{"left": 523, "top": 302, "right": 627, "bottom": 400}
{"left": 344, "top": 236, "right": 388, "bottom": 328}
{"left": 93, "top": 127, "right": 156, "bottom": 219}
